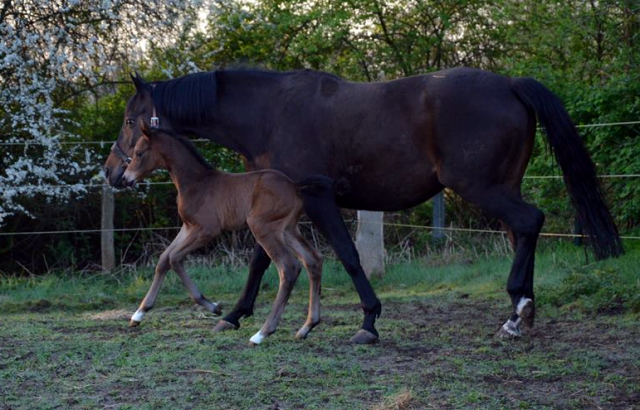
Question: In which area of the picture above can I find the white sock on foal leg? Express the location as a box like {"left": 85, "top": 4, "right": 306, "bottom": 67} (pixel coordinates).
{"left": 131, "top": 310, "right": 145, "bottom": 323}
{"left": 249, "top": 331, "right": 266, "bottom": 345}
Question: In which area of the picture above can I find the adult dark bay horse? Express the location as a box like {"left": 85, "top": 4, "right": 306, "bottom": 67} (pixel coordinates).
{"left": 104, "top": 67, "right": 623, "bottom": 343}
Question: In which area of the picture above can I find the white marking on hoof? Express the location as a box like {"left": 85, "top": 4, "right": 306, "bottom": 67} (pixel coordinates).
{"left": 131, "top": 310, "right": 145, "bottom": 323}
{"left": 517, "top": 297, "right": 533, "bottom": 316}
{"left": 501, "top": 317, "right": 522, "bottom": 338}
{"left": 249, "top": 331, "right": 265, "bottom": 345}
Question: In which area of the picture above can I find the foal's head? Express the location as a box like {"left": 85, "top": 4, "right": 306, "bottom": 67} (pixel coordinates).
{"left": 122, "top": 121, "right": 165, "bottom": 187}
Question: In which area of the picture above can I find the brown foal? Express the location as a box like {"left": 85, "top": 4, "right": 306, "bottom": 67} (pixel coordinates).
{"left": 122, "top": 122, "right": 322, "bottom": 344}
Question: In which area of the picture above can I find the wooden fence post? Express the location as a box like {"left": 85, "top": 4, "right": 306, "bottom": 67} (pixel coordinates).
{"left": 433, "top": 191, "right": 445, "bottom": 240}
{"left": 101, "top": 184, "right": 116, "bottom": 271}
{"left": 355, "top": 210, "right": 385, "bottom": 279}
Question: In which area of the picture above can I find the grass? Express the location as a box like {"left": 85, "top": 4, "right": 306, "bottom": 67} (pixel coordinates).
{"left": 1, "top": 243, "right": 639, "bottom": 409}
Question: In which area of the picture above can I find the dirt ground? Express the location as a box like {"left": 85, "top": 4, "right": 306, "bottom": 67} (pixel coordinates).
{"left": 1, "top": 295, "right": 639, "bottom": 410}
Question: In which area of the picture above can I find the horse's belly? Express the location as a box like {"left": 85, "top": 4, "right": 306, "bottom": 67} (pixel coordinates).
{"left": 335, "top": 172, "right": 443, "bottom": 212}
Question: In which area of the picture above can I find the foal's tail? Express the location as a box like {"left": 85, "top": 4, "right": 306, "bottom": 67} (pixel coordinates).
{"left": 511, "top": 77, "right": 623, "bottom": 260}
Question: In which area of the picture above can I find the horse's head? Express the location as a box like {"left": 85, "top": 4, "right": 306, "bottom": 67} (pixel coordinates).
{"left": 104, "top": 73, "right": 168, "bottom": 187}
{"left": 122, "top": 120, "right": 165, "bottom": 187}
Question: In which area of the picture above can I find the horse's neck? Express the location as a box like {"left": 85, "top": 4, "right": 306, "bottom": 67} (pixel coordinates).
{"left": 174, "top": 71, "right": 278, "bottom": 161}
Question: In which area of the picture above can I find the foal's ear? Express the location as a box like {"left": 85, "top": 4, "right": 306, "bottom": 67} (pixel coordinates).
{"left": 139, "top": 119, "right": 154, "bottom": 137}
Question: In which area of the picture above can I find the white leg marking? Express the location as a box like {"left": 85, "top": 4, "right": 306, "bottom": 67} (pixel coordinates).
{"left": 516, "top": 297, "right": 533, "bottom": 317}
{"left": 131, "top": 310, "right": 145, "bottom": 323}
{"left": 250, "top": 331, "right": 266, "bottom": 345}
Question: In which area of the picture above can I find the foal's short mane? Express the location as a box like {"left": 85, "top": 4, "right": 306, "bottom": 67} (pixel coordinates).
{"left": 154, "top": 128, "right": 213, "bottom": 171}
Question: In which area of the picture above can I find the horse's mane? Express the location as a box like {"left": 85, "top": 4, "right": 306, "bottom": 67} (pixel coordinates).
{"left": 151, "top": 72, "right": 218, "bottom": 125}
{"left": 153, "top": 128, "right": 213, "bottom": 171}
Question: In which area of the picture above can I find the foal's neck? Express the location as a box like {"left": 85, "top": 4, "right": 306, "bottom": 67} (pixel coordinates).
{"left": 158, "top": 135, "right": 217, "bottom": 193}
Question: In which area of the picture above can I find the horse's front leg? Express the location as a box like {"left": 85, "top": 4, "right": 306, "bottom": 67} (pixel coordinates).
{"left": 213, "top": 243, "right": 271, "bottom": 332}
{"left": 300, "top": 177, "right": 381, "bottom": 344}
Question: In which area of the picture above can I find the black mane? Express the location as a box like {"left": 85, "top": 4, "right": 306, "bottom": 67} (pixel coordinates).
{"left": 152, "top": 72, "right": 218, "bottom": 125}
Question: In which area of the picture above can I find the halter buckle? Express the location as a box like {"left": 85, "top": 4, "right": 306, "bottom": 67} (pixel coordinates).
{"left": 150, "top": 116, "right": 159, "bottom": 128}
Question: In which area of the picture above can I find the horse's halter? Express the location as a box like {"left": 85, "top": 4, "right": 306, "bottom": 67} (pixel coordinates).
{"left": 110, "top": 107, "right": 160, "bottom": 166}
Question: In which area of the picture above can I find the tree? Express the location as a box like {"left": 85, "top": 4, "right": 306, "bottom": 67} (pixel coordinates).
{"left": 0, "top": 0, "right": 199, "bottom": 223}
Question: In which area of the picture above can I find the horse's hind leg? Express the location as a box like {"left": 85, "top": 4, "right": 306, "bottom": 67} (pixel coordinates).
{"left": 248, "top": 235, "right": 302, "bottom": 345}
{"left": 454, "top": 185, "right": 544, "bottom": 338}
{"left": 285, "top": 229, "right": 323, "bottom": 340}
{"left": 214, "top": 243, "right": 271, "bottom": 332}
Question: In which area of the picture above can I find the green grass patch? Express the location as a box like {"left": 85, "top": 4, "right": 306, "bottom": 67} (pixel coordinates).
{"left": 1, "top": 245, "right": 638, "bottom": 409}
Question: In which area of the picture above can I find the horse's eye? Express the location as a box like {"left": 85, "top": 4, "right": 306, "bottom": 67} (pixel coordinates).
{"left": 136, "top": 152, "right": 143, "bottom": 158}
{"left": 126, "top": 119, "right": 135, "bottom": 127}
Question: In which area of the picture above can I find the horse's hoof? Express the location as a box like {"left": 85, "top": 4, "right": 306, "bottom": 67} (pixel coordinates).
{"left": 349, "top": 329, "right": 379, "bottom": 344}
{"left": 495, "top": 319, "right": 522, "bottom": 339}
{"left": 213, "top": 319, "right": 238, "bottom": 332}
{"left": 129, "top": 320, "right": 140, "bottom": 328}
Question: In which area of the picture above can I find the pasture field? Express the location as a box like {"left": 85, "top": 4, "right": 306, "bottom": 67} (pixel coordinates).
{"left": 1, "top": 244, "right": 639, "bottom": 410}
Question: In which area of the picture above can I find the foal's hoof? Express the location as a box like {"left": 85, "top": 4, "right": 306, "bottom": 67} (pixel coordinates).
{"left": 129, "top": 320, "right": 141, "bottom": 328}
{"left": 210, "top": 303, "right": 222, "bottom": 316}
{"left": 349, "top": 329, "right": 379, "bottom": 344}
{"left": 213, "top": 319, "right": 238, "bottom": 332}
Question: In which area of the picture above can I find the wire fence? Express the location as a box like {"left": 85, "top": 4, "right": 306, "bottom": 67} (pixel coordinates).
{"left": 1, "top": 119, "right": 639, "bottom": 241}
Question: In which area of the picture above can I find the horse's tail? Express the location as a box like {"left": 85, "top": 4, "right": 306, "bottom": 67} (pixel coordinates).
{"left": 511, "top": 77, "right": 623, "bottom": 260}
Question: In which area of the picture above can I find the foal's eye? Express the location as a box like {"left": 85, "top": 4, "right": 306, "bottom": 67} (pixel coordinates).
{"left": 126, "top": 119, "right": 135, "bottom": 127}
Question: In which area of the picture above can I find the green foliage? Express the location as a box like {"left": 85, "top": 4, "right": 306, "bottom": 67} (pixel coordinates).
{"left": 539, "top": 266, "right": 640, "bottom": 314}
{"left": 4, "top": 0, "right": 640, "bottom": 273}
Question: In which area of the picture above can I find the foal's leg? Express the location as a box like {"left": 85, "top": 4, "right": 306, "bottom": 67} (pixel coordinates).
{"left": 248, "top": 236, "right": 302, "bottom": 345}
{"left": 213, "top": 243, "right": 271, "bottom": 332}
{"left": 130, "top": 225, "right": 219, "bottom": 327}
{"left": 167, "top": 226, "right": 221, "bottom": 316}
{"left": 455, "top": 185, "right": 544, "bottom": 338}
{"left": 285, "top": 229, "right": 323, "bottom": 340}
{"left": 130, "top": 225, "right": 187, "bottom": 326}
{"left": 300, "top": 179, "right": 381, "bottom": 344}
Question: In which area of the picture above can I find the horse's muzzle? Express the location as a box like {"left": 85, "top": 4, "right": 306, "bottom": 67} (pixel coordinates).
{"left": 104, "top": 166, "right": 127, "bottom": 188}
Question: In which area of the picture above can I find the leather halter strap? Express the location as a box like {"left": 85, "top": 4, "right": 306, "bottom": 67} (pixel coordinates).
{"left": 110, "top": 141, "right": 131, "bottom": 165}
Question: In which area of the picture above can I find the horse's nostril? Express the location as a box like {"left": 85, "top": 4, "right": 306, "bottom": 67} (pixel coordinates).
{"left": 104, "top": 167, "right": 111, "bottom": 179}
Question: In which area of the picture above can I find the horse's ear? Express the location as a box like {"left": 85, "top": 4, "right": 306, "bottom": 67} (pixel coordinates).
{"left": 131, "top": 72, "right": 150, "bottom": 93}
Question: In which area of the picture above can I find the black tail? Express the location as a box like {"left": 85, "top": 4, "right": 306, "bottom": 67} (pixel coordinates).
{"left": 512, "top": 77, "right": 623, "bottom": 260}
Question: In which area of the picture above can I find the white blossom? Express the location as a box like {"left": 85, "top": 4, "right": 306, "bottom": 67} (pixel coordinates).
{"left": 0, "top": 0, "right": 199, "bottom": 224}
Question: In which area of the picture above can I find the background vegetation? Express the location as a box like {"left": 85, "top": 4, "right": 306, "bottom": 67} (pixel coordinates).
{"left": 1, "top": 0, "right": 639, "bottom": 274}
